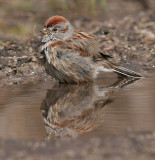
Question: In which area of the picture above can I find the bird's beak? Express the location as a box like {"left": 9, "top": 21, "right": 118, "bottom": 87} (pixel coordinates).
{"left": 40, "top": 28, "right": 49, "bottom": 34}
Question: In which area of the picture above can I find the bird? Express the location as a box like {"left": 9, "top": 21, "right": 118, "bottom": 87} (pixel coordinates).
{"left": 39, "top": 15, "right": 143, "bottom": 84}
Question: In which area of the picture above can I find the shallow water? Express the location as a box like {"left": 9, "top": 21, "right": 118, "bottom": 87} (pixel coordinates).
{"left": 0, "top": 75, "right": 155, "bottom": 141}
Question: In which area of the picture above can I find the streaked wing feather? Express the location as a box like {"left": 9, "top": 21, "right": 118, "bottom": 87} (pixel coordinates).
{"left": 65, "top": 32, "right": 101, "bottom": 57}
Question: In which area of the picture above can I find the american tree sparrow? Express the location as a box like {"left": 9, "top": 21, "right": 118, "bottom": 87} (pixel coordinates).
{"left": 40, "top": 15, "right": 143, "bottom": 83}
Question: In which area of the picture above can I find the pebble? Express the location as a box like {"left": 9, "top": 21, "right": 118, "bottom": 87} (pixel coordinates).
{"left": 0, "top": 70, "right": 6, "bottom": 79}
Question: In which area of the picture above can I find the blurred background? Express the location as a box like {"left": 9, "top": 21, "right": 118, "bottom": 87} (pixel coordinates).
{"left": 0, "top": 0, "right": 154, "bottom": 39}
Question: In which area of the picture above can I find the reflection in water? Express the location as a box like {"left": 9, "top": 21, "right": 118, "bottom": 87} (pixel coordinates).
{"left": 40, "top": 78, "right": 136, "bottom": 139}
{"left": 1, "top": 76, "right": 155, "bottom": 140}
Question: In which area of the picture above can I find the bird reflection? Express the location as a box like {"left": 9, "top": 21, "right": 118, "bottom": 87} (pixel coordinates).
{"left": 40, "top": 78, "right": 138, "bottom": 139}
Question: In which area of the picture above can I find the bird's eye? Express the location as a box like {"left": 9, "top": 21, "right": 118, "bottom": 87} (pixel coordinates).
{"left": 53, "top": 28, "right": 57, "bottom": 32}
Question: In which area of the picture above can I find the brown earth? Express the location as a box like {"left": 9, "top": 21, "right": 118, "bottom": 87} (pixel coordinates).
{"left": 1, "top": 132, "right": 155, "bottom": 160}
{"left": 0, "top": 11, "right": 154, "bottom": 87}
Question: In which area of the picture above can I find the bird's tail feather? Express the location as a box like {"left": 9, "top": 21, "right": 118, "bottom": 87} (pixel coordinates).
{"left": 113, "top": 66, "right": 143, "bottom": 78}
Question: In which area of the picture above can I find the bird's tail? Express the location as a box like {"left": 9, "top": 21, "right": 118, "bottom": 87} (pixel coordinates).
{"left": 113, "top": 66, "right": 143, "bottom": 78}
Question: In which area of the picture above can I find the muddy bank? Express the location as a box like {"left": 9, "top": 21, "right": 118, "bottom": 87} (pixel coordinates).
{"left": 0, "top": 131, "right": 155, "bottom": 160}
{"left": 0, "top": 11, "right": 154, "bottom": 87}
{"left": 0, "top": 38, "right": 50, "bottom": 87}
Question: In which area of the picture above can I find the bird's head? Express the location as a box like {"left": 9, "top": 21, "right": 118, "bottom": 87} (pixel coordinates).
{"left": 41, "top": 15, "right": 74, "bottom": 42}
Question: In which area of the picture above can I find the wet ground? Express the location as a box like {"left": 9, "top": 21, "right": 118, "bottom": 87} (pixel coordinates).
{"left": 0, "top": 11, "right": 154, "bottom": 87}
{"left": 0, "top": 0, "right": 155, "bottom": 159}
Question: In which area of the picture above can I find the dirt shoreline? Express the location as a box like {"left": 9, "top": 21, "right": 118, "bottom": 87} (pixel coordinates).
{"left": 0, "top": 11, "right": 154, "bottom": 87}
{"left": 1, "top": 131, "right": 155, "bottom": 160}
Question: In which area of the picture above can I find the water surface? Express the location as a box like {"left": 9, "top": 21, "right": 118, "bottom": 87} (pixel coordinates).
{"left": 0, "top": 75, "right": 155, "bottom": 141}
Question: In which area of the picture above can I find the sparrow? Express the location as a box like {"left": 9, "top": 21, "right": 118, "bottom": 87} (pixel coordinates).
{"left": 40, "top": 15, "right": 143, "bottom": 84}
